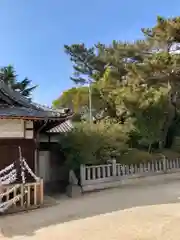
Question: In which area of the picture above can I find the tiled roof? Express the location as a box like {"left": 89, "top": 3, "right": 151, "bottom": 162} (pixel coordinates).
{"left": 0, "top": 106, "right": 70, "bottom": 119}
{"left": 0, "top": 80, "right": 73, "bottom": 120}
{"left": 48, "top": 120, "right": 73, "bottom": 133}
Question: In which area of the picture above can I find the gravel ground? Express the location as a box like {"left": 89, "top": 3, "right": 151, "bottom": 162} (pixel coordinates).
{"left": 1, "top": 181, "right": 180, "bottom": 240}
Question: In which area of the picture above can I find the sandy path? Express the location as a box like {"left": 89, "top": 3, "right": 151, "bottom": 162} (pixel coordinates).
{"left": 1, "top": 181, "right": 180, "bottom": 240}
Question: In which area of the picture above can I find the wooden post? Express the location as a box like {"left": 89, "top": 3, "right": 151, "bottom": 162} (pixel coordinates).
{"left": 34, "top": 182, "right": 37, "bottom": 206}
{"left": 18, "top": 146, "right": 27, "bottom": 209}
{"left": 34, "top": 149, "right": 38, "bottom": 176}
{"left": 20, "top": 184, "right": 24, "bottom": 207}
{"left": 40, "top": 179, "right": 44, "bottom": 205}
{"left": 27, "top": 185, "right": 31, "bottom": 207}
{"left": 0, "top": 179, "right": 3, "bottom": 204}
{"left": 15, "top": 148, "right": 21, "bottom": 183}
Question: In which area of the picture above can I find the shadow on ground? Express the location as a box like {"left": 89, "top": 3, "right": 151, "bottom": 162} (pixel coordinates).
{"left": 1, "top": 180, "right": 180, "bottom": 238}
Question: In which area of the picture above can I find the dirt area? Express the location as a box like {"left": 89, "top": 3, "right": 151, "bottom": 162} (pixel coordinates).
{"left": 1, "top": 181, "right": 180, "bottom": 239}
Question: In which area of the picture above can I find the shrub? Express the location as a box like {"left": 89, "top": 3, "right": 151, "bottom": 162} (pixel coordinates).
{"left": 119, "top": 148, "right": 180, "bottom": 165}
{"left": 153, "top": 149, "right": 180, "bottom": 160}
{"left": 119, "top": 148, "right": 154, "bottom": 164}
{"left": 59, "top": 121, "right": 130, "bottom": 170}
{"left": 171, "top": 136, "right": 180, "bottom": 152}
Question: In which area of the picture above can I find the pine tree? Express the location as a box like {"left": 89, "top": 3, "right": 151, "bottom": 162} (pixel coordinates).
{"left": 0, "top": 65, "right": 37, "bottom": 98}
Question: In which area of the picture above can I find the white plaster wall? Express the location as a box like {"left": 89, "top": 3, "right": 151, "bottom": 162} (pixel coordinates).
{"left": 24, "top": 120, "right": 33, "bottom": 139}
{"left": 25, "top": 120, "right": 33, "bottom": 129}
{"left": 25, "top": 130, "right": 33, "bottom": 139}
{"left": 0, "top": 119, "right": 34, "bottom": 139}
{"left": 0, "top": 119, "right": 24, "bottom": 138}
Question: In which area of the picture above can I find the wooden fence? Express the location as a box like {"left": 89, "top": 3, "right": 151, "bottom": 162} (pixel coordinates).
{"left": 2, "top": 180, "right": 44, "bottom": 213}
{"left": 80, "top": 158, "right": 180, "bottom": 192}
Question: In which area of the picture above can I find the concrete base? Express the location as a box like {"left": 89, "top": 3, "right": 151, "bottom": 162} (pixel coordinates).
{"left": 66, "top": 184, "right": 82, "bottom": 198}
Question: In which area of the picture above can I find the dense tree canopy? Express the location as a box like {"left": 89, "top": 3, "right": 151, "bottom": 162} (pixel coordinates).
{"left": 60, "top": 120, "right": 130, "bottom": 170}
{"left": 53, "top": 85, "right": 104, "bottom": 118}
{"left": 56, "top": 16, "right": 180, "bottom": 157}
{"left": 0, "top": 65, "right": 37, "bottom": 98}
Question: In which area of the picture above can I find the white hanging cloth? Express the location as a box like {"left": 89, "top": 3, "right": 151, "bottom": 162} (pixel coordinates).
{"left": 23, "top": 158, "right": 40, "bottom": 182}
{"left": 0, "top": 163, "right": 15, "bottom": 176}
{"left": 0, "top": 194, "right": 22, "bottom": 213}
{"left": 0, "top": 146, "right": 41, "bottom": 213}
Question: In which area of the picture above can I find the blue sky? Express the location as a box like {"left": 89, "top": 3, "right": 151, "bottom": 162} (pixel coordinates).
{"left": 0, "top": 0, "right": 180, "bottom": 106}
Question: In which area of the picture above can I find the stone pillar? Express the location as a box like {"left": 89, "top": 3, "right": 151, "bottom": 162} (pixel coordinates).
{"left": 66, "top": 170, "right": 82, "bottom": 198}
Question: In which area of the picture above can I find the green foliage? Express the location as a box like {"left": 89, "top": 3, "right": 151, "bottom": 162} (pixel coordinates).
{"left": 0, "top": 65, "right": 37, "bottom": 98}
{"left": 53, "top": 85, "right": 104, "bottom": 120}
{"left": 171, "top": 137, "right": 180, "bottom": 152}
{"left": 59, "top": 121, "right": 130, "bottom": 170}
{"left": 64, "top": 44, "right": 106, "bottom": 84}
{"left": 120, "top": 149, "right": 154, "bottom": 164}
{"left": 120, "top": 149, "right": 180, "bottom": 164}
{"left": 59, "top": 15, "right": 180, "bottom": 162}
{"left": 154, "top": 149, "right": 180, "bottom": 160}
{"left": 122, "top": 87, "right": 169, "bottom": 151}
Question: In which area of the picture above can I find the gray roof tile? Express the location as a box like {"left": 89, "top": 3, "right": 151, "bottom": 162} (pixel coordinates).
{"left": 48, "top": 120, "right": 73, "bottom": 133}
{"left": 0, "top": 81, "right": 73, "bottom": 119}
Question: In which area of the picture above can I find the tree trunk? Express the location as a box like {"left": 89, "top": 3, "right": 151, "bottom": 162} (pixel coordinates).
{"left": 159, "top": 91, "right": 176, "bottom": 150}
{"left": 148, "top": 143, "right": 152, "bottom": 153}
